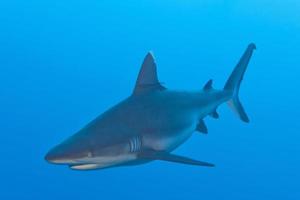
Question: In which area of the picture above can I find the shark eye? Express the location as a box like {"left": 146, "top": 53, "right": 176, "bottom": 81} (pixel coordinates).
{"left": 87, "top": 151, "right": 92, "bottom": 158}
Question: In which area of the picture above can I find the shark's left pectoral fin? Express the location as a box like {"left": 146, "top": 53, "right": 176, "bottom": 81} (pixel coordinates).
{"left": 139, "top": 150, "right": 214, "bottom": 167}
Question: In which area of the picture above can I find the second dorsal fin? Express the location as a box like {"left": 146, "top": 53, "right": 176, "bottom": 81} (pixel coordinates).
{"left": 203, "top": 79, "right": 213, "bottom": 91}
{"left": 133, "top": 52, "right": 165, "bottom": 95}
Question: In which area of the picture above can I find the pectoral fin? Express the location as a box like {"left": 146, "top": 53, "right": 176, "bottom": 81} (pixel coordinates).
{"left": 139, "top": 150, "right": 214, "bottom": 167}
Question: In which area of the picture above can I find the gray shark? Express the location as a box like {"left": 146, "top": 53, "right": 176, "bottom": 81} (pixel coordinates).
{"left": 45, "top": 43, "right": 256, "bottom": 170}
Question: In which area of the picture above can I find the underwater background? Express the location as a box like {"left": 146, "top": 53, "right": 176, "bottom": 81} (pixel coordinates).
{"left": 0, "top": 0, "right": 299, "bottom": 199}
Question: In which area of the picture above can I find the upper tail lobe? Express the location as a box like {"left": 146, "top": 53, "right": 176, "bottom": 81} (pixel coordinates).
{"left": 224, "top": 43, "right": 256, "bottom": 123}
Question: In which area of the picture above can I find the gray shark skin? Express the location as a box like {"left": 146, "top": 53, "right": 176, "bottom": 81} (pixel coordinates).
{"left": 45, "top": 43, "right": 256, "bottom": 170}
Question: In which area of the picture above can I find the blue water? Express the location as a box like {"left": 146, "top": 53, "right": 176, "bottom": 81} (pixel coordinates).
{"left": 1, "top": 1, "right": 300, "bottom": 199}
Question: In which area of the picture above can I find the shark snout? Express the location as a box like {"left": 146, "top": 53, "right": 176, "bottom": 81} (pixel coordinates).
{"left": 45, "top": 152, "right": 60, "bottom": 164}
{"left": 45, "top": 148, "right": 72, "bottom": 164}
{"left": 45, "top": 144, "right": 81, "bottom": 164}
{"left": 45, "top": 138, "right": 94, "bottom": 165}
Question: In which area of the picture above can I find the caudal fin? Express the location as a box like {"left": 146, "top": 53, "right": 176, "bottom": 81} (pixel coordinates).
{"left": 224, "top": 43, "right": 256, "bottom": 123}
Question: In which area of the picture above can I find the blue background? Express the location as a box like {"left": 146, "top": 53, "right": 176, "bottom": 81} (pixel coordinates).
{"left": 0, "top": 0, "right": 299, "bottom": 199}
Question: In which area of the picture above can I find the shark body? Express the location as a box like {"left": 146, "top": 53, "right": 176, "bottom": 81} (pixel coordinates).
{"left": 45, "top": 44, "right": 256, "bottom": 170}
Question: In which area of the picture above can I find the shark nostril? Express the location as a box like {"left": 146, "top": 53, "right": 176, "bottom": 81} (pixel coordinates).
{"left": 45, "top": 151, "right": 69, "bottom": 164}
{"left": 45, "top": 148, "right": 67, "bottom": 163}
{"left": 45, "top": 152, "right": 55, "bottom": 162}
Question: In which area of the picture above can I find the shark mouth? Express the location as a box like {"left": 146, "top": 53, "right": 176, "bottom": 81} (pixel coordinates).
{"left": 69, "top": 154, "right": 138, "bottom": 170}
{"left": 70, "top": 163, "right": 103, "bottom": 170}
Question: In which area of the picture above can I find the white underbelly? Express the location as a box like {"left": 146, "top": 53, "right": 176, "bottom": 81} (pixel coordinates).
{"left": 146, "top": 122, "right": 197, "bottom": 152}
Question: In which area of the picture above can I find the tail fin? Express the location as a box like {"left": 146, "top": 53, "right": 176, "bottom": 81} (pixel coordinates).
{"left": 224, "top": 43, "right": 256, "bottom": 123}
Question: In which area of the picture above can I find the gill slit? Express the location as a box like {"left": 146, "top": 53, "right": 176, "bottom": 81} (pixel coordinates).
{"left": 129, "top": 136, "right": 142, "bottom": 153}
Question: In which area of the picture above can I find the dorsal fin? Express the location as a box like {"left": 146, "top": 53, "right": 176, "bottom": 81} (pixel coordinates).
{"left": 203, "top": 79, "right": 213, "bottom": 91}
{"left": 133, "top": 52, "right": 165, "bottom": 95}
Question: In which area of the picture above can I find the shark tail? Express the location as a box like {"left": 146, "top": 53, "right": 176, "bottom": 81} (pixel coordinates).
{"left": 223, "top": 43, "right": 256, "bottom": 123}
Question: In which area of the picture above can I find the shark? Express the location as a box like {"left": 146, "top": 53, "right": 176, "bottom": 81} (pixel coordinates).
{"left": 45, "top": 43, "right": 256, "bottom": 170}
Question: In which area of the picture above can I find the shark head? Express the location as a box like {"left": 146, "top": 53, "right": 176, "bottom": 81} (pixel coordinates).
{"left": 45, "top": 135, "right": 91, "bottom": 165}
{"left": 45, "top": 130, "right": 136, "bottom": 170}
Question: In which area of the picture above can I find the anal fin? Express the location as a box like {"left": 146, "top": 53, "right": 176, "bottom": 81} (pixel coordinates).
{"left": 210, "top": 110, "right": 219, "bottom": 119}
{"left": 139, "top": 150, "right": 214, "bottom": 167}
{"left": 196, "top": 119, "right": 208, "bottom": 134}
